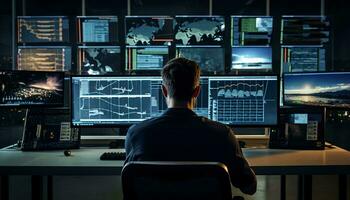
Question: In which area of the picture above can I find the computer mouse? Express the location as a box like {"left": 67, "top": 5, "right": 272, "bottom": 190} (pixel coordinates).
{"left": 64, "top": 150, "right": 71, "bottom": 156}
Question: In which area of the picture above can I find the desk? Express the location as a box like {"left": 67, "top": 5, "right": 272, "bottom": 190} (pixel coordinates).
{"left": 1, "top": 147, "right": 350, "bottom": 200}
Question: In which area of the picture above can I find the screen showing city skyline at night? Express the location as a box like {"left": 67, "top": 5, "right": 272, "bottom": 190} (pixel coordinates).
{"left": 284, "top": 72, "right": 350, "bottom": 108}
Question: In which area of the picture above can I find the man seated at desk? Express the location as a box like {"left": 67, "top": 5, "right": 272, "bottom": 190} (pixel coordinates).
{"left": 124, "top": 57, "right": 257, "bottom": 195}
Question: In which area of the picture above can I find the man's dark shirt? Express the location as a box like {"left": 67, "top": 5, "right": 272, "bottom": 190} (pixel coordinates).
{"left": 125, "top": 108, "right": 256, "bottom": 193}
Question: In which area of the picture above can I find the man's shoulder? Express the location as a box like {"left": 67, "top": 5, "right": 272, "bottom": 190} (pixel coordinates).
{"left": 199, "top": 117, "right": 234, "bottom": 134}
{"left": 127, "top": 117, "right": 162, "bottom": 134}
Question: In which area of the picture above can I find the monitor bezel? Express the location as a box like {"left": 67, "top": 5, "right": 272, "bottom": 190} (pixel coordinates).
{"left": 17, "top": 16, "right": 70, "bottom": 44}
{"left": 230, "top": 15, "right": 273, "bottom": 47}
{"left": 0, "top": 70, "right": 65, "bottom": 108}
{"left": 70, "top": 74, "right": 280, "bottom": 128}
{"left": 124, "top": 16, "right": 174, "bottom": 46}
{"left": 207, "top": 74, "right": 280, "bottom": 128}
{"left": 70, "top": 74, "right": 163, "bottom": 128}
{"left": 283, "top": 71, "right": 350, "bottom": 109}
{"left": 76, "top": 16, "right": 119, "bottom": 45}
{"left": 230, "top": 46, "right": 273, "bottom": 71}
{"left": 17, "top": 46, "right": 72, "bottom": 72}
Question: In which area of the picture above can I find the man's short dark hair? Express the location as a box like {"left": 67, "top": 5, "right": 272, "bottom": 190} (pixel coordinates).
{"left": 161, "top": 57, "right": 201, "bottom": 102}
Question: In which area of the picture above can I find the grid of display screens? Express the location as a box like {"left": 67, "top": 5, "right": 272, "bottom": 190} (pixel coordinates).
{"left": 77, "top": 16, "right": 118, "bottom": 43}
{"left": 284, "top": 72, "right": 350, "bottom": 108}
{"left": 125, "top": 16, "right": 173, "bottom": 46}
{"left": 17, "top": 46, "right": 72, "bottom": 72}
{"left": 0, "top": 71, "right": 64, "bottom": 106}
{"left": 281, "top": 16, "right": 330, "bottom": 45}
{"left": 231, "top": 16, "right": 273, "bottom": 46}
{"left": 71, "top": 75, "right": 278, "bottom": 126}
{"left": 78, "top": 46, "right": 122, "bottom": 75}
{"left": 176, "top": 46, "right": 225, "bottom": 74}
{"left": 125, "top": 46, "right": 169, "bottom": 71}
{"left": 17, "top": 16, "right": 70, "bottom": 43}
{"left": 281, "top": 45, "right": 326, "bottom": 73}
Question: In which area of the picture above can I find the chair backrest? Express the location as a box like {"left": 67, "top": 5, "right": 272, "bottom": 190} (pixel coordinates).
{"left": 122, "top": 161, "right": 232, "bottom": 200}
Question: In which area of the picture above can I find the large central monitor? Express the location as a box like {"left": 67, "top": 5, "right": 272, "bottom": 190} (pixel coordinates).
{"left": 71, "top": 76, "right": 208, "bottom": 126}
{"left": 0, "top": 71, "right": 64, "bottom": 107}
{"left": 72, "top": 75, "right": 278, "bottom": 127}
{"left": 208, "top": 76, "right": 278, "bottom": 126}
{"left": 284, "top": 72, "right": 350, "bottom": 108}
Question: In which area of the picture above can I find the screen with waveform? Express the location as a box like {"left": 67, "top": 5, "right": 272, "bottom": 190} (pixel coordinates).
{"left": 18, "top": 16, "right": 69, "bottom": 43}
{"left": 0, "top": 71, "right": 64, "bottom": 107}
{"left": 208, "top": 76, "right": 278, "bottom": 126}
{"left": 17, "top": 46, "right": 71, "bottom": 72}
{"left": 72, "top": 76, "right": 162, "bottom": 126}
{"left": 71, "top": 76, "right": 209, "bottom": 126}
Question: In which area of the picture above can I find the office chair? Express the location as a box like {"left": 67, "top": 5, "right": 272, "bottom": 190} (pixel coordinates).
{"left": 121, "top": 161, "right": 234, "bottom": 200}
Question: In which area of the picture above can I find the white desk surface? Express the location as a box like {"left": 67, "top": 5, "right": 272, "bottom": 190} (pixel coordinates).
{"left": 1, "top": 147, "right": 350, "bottom": 175}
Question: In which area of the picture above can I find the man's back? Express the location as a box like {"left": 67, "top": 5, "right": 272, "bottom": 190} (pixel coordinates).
{"left": 125, "top": 108, "right": 256, "bottom": 194}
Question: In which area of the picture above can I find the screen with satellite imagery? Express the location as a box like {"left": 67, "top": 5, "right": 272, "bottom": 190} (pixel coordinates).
{"left": 125, "top": 16, "right": 173, "bottom": 46}
{"left": 231, "top": 46, "right": 272, "bottom": 70}
{"left": 208, "top": 76, "right": 278, "bottom": 126}
{"left": 125, "top": 46, "right": 169, "bottom": 71}
{"left": 17, "top": 46, "right": 71, "bottom": 72}
{"left": 18, "top": 16, "right": 69, "bottom": 43}
{"left": 71, "top": 76, "right": 208, "bottom": 126}
{"left": 78, "top": 16, "right": 119, "bottom": 43}
{"left": 231, "top": 16, "right": 273, "bottom": 46}
{"left": 174, "top": 16, "right": 225, "bottom": 45}
{"left": 0, "top": 71, "right": 64, "bottom": 106}
{"left": 78, "top": 46, "right": 122, "bottom": 75}
{"left": 176, "top": 46, "right": 225, "bottom": 73}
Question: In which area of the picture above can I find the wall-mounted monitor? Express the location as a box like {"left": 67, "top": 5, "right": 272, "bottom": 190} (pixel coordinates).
{"left": 17, "top": 46, "right": 71, "bottom": 72}
{"left": 0, "top": 71, "right": 64, "bottom": 107}
{"left": 281, "top": 45, "right": 326, "bottom": 73}
{"left": 174, "top": 16, "right": 225, "bottom": 45}
{"left": 125, "top": 16, "right": 173, "bottom": 46}
{"left": 208, "top": 76, "right": 278, "bottom": 126}
{"left": 17, "top": 16, "right": 69, "bottom": 43}
{"left": 284, "top": 72, "right": 350, "bottom": 108}
{"left": 176, "top": 45, "right": 225, "bottom": 74}
{"left": 281, "top": 16, "right": 330, "bottom": 45}
{"left": 77, "top": 16, "right": 118, "bottom": 43}
{"left": 231, "top": 46, "right": 272, "bottom": 70}
{"left": 125, "top": 46, "right": 169, "bottom": 71}
{"left": 78, "top": 46, "right": 122, "bottom": 75}
{"left": 231, "top": 16, "right": 273, "bottom": 46}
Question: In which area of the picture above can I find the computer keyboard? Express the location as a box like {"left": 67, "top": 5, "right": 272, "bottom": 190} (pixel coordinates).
{"left": 100, "top": 152, "right": 126, "bottom": 160}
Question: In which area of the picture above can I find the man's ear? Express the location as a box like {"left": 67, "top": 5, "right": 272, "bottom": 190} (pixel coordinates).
{"left": 161, "top": 84, "right": 168, "bottom": 98}
{"left": 192, "top": 85, "right": 201, "bottom": 98}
